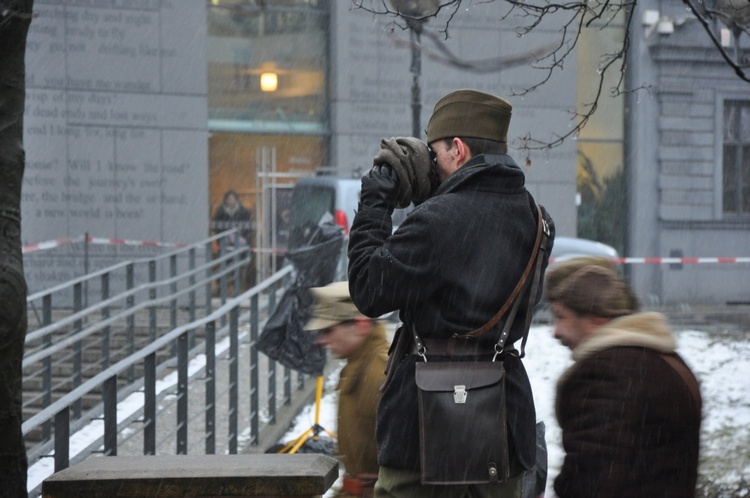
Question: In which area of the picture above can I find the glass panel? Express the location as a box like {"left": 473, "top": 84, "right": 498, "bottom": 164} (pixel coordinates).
{"left": 723, "top": 144, "right": 738, "bottom": 213}
{"left": 206, "top": 2, "right": 328, "bottom": 126}
{"left": 740, "top": 104, "right": 750, "bottom": 143}
{"left": 207, "top": 1, "right": 325, "bottom": 37}
{"left": 208, "top": 132, "right": 325, "bottom": 223}
{"left": 724, "top": 101, "right": 737, "bottom": 142}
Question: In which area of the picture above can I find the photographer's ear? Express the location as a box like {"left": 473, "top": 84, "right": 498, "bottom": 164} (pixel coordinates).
{"left": 452, "top": 137, "right": 473, "bottom": 165}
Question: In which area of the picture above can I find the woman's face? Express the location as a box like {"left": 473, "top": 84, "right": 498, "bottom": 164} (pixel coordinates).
{"left": 224, "top": 193, "right": 238, "bottom": 208}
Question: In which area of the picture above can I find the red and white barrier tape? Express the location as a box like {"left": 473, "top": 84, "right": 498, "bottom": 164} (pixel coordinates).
{"left": 22, "top": 235, "right": 187, "bottom": 254}
{"left": 86, "top": 236, "right": 188, "bottom": 249}
{"left": 23, "top": 237, "right": 749, "bottom": 263}
{"left": 22, "top": 236, "right": 86, "bottom": 254}
{"left": 550, "top": 257, "right": 750, "bottom": 264}
{"left": 22, "top": 235, "right": 286, "bottom": 255}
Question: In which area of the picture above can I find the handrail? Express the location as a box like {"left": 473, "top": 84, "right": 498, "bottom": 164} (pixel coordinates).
{"left": 22, "top": 254, "right": 250, "bottom": 366}
{"left": 20, "top": 229, "right": 358, "bottom": 498}
{"left": 25, "top": 231, "right": 229, "bottom": 302}
{"left": 22, "top": 230, "right": 259, "bottom": 442}
{"left": 22, "top": 265, "right": 316, "bottom": 498}
{"left": 24, "top": 244, "right": 249, "bottom": 344}
{"left": 22, "top": 265, "right": 293, "bottom": 435}
{"left": 21, "top": 229, "right": 336, "bottom": 498}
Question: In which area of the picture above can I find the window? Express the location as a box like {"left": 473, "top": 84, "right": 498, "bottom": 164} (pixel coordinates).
{"left": 206, "top": 1, "right": 328, "bottom": 129}
{"left": 723, "top": 100, "right": 750, "bottom": 215}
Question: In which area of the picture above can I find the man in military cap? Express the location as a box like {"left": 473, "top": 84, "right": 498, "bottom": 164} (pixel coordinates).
{"left": 545, "top": 257, "right": 701, "bottom": 498}
{"left": 304, "top": 281, "right": 389, "bottom": 498}
{"left": 348, "top": 89, "right": 555, "bottom": 497}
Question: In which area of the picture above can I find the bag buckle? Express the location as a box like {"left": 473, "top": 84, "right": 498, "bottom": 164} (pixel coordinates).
{"left": 453, "top": 385, "right": 467, "bottom": 404}
{"left": 493, "top": 344, "right": 504, "bottom": 362}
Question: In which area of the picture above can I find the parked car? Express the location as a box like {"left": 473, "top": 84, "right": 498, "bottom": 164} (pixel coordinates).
{"left": 549, "top": 236, "right": 620, "bottom": 263}
{"left": 533, "top": 236, "right": 621, "bottom": 320}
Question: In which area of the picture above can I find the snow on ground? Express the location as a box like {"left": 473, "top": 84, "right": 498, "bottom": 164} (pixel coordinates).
{"left": 282, "top": 324, "right": 750, "bottom": 497}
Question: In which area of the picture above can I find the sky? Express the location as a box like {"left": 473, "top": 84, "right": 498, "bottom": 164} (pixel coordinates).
{"left": 282, "top": 323, "right": 750, "bottom": 497}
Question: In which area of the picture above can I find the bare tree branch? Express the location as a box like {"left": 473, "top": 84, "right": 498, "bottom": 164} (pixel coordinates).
{"left": 682, "top": 0, "right": 750, "bottom": 81}
{"left": 352, "top": 0, "right": 748, "bottom": 153}
{"left": 387, "top": 28, "right": 559, "bottom": 72}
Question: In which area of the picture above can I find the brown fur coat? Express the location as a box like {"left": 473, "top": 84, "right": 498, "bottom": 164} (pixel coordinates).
{"left": 554, "top": 312, "right": 702, "bottom": 498}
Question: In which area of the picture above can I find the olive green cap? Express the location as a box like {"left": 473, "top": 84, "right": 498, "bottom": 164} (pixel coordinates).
{"left": 425, "top": 89, "right": 512, "bottom": 143}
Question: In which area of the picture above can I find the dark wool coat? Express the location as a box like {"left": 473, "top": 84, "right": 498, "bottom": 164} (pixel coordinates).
{"left": 348, "top": 154, "right": 555, "bottom": 472}
{"left": 554, "top": 312, "right": 702, "bottom": 498}
{"left": 211, "top": 203, "right": 254, "bottom": 244}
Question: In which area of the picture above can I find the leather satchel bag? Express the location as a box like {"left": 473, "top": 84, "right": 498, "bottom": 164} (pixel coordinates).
{"left": 415, "top": 360, "right": 509, "bottom": 484}
{"left": 412, "top": 204, "right": 549, "bottom": 485}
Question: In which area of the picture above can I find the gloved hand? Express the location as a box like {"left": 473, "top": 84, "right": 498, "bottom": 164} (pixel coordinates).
{"left": 374, "top": 137, "right": 433, "bottom": 207}
{"left": 359, "top": 164, "right": 400, "bottom": 213}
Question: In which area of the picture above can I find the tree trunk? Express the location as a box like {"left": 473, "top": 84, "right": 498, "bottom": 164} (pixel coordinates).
{"left": 0, "top": 1, "right": 34, "bottom": 497}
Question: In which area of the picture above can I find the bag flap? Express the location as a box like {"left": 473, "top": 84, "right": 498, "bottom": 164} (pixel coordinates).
{"left": 415, "top": 362, "right": 504, "bottom": 392}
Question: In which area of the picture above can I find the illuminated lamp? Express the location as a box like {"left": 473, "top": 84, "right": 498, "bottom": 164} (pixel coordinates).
{"left": 260, "top": 72, "right": 278, "bottom": 92}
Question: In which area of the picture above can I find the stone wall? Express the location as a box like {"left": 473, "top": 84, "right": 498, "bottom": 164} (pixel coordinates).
{"left": 22, "top": 0, "right": 208, "bottom": 292}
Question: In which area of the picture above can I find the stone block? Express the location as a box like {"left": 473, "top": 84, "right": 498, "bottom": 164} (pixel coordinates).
{"left": 42, "top": 454, "right": 339, "bottom": 498}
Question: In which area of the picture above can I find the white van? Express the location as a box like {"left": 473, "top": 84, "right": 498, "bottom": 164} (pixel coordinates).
{"left": 289, "top": 176, "right": 412, "bottom": 248}
{"left": 288, "top": 177, "right": 360, "bottom": 248}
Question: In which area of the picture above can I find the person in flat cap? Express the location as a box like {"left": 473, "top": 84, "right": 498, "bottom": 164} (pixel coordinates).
{"left": 545, "top": 257, "right": 701, "bottom": 498}
{"left": 347, "top": 89, "right": 556, "bottom": 497}
{"left": 304, "top": 281, "right": 389, "bottom": 498}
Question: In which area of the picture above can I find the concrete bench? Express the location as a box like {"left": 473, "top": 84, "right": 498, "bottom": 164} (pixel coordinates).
{"left": 42, "top": 454, "right": 339, "bottom": 497}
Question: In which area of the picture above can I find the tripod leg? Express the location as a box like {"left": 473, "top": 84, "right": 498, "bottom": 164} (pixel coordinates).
{"left": 278, "top": 428, "right": 313, "bottom": 454}
{"left": 313, "top": 376, "right": 324, "bottom": 427}
{"left": 275, "top": 375, "right": 336, "bottom": 453}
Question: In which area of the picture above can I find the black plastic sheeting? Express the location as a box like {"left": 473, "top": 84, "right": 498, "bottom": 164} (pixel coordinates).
{"left": 257, "top": 222, "right": 344, "bottom": 376}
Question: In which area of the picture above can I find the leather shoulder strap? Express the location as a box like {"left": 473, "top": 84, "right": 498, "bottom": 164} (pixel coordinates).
{"left": 660, "top": 353, "right": 702, "bottom": 410}
{"left": 457, "top": 203, "right": 549, "bottom": 340}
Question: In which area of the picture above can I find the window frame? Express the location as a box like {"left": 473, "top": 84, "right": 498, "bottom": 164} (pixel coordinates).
{"left": 716, "top": 95, "right": 750, "bottom": 220}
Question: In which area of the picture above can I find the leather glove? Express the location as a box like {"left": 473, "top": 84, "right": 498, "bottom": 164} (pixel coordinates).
{"left": 359, "top": 164, "right": 400, "bottom": 213}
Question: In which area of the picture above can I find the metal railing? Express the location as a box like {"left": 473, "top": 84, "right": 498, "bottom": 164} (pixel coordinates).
{"left": 23, "top": 232, "right": 240, "bottom": 432}
{"left": 21, "top": 232, "right": 317, "bottom": 497}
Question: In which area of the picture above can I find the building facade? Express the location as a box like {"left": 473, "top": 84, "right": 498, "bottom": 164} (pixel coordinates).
{"left": 22, "top": 1, "right": 210, "bottom": 292}
{"left": 205, "top": 0, "right": 578, "bottom": 278}
{"left": 21, "top": 0, "right": 578, "bottom": 292}
{"left": 24, "top": 0, "right": 748, "bottom": 304}
{"left": 627, "top": 0, "right": 750, "bottom": 304}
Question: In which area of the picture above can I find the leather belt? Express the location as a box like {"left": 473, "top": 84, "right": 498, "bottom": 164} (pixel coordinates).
{"left": 408, "top": 338, "right": 500, "bottom": 357}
